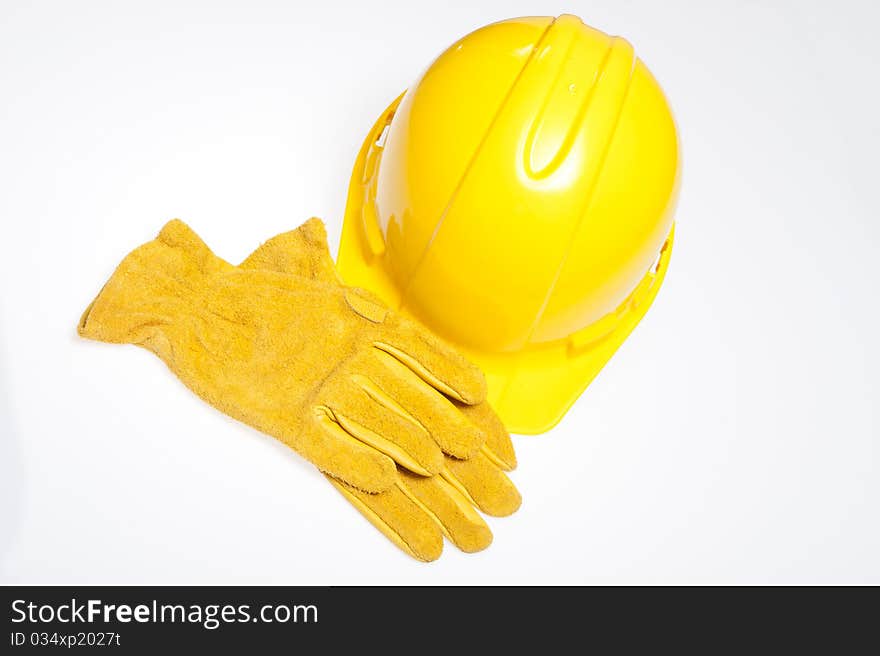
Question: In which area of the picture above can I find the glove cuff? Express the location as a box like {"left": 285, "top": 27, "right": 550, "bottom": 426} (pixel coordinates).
{"left": 78, "top": 220, "right": 230, "bottom": 348}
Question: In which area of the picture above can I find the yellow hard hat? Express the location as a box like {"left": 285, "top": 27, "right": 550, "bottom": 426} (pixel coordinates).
{"left": 337, "top": 14, "right": 681, "bottom": 434}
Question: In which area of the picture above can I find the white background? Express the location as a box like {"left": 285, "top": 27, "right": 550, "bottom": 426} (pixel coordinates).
{"left": 1, "top": 0, "right": 878, "bottom": 584}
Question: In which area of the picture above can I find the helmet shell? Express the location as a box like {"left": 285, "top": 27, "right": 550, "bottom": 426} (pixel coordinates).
{"left": 339, "top": 15, "right": 680, "bottom": 433}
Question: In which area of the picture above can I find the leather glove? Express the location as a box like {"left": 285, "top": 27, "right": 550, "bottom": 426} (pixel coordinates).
{"left": 240, "top": 219, "right": 521, "bottom": 560}
{"left": 78, "top": 220, "right": 491, "bottom": 494}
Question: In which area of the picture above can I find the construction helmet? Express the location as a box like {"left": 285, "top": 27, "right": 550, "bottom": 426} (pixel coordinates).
{"left": 337, "top": 14, "right": 681, "bottom": 434}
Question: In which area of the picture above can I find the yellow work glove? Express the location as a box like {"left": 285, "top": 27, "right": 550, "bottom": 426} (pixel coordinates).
{"left": 239, "top": 219, "right": 520, "bottom": 560}
{"left": 78, "top": 220, "right": 491, "bottom": 494}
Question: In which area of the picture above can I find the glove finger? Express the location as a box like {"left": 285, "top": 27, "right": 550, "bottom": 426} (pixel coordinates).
{"left": 325, "top": 474, "right": 444, "bottom": 562}
{"left": 398, "top": 470, "right": 493, "bottom": 554}
{"left": 364, "top": 349, "right": 486, "bottom": 459}
{"left": 296, "top": 408, "right": 397, "bottom": 494}
{"left": 374, "top": 314, "right": 487, "bottom": 405}
{"left": 457, "top": 401, "right": 517, "bottom": 471}
{"left": 321, "top": 376, "right": 444, "bottom": 477}
{"left": 441, "top": 452, "right": 522, "bottom": 517}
